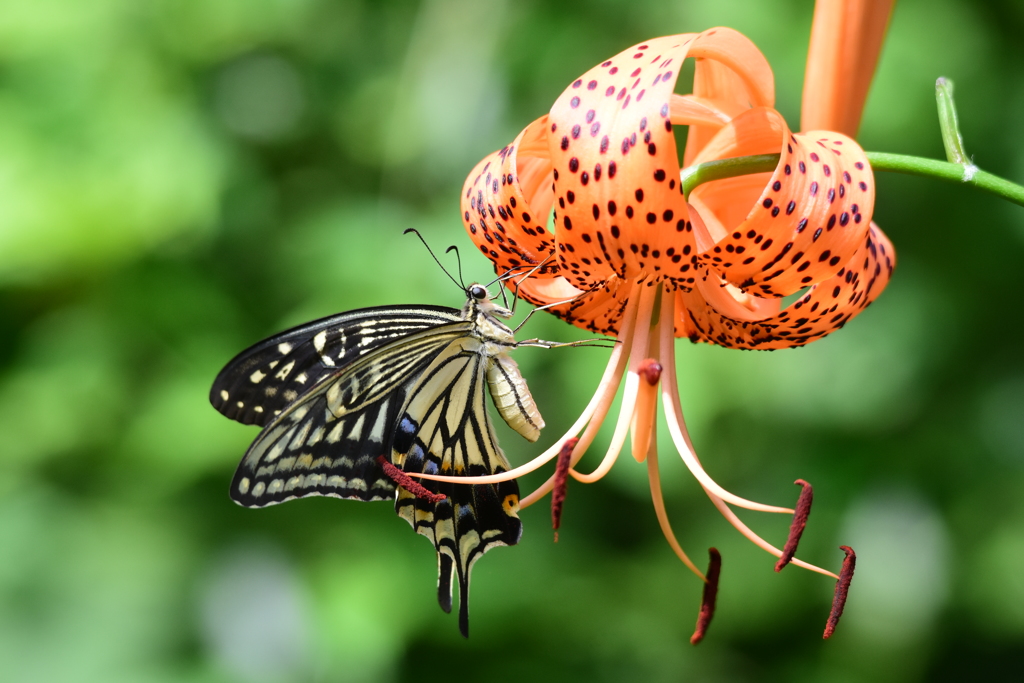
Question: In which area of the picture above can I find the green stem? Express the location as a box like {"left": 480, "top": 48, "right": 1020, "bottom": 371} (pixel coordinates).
{"left": 679, "top": 154, "right": 779, "bottom": 198}
{"left": 865, "top": 153, "right": 1024, "bottom": 207}
{"left": 680, "top": 152, "right": 1024, "bottom": 208}
{"left": 935, "top": 78, "right": 970, "bottom": 165}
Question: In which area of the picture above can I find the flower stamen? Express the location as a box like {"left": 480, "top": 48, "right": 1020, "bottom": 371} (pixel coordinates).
{"left": 551, "top": 437, "right": 579, "bottom": 541}
{"left": 646, "top": 440, "right": 704, "bottom": 579}
{"left": 705, "top": 491, "right": 838, "bottom": 578}
{"left": 570, "top": 282, "right": 656, "bottom": 484}
{"left": 376, "top": 456, "right": 447, "bottom": 503}
{"left": 823, "top": 545, "right": 857, "bottom": 639}
{"left": 690, "top": 548, "right": 722, "bottom": 645}
{"left": 521, "top": 291, "right": 640, "bottom": 507}
{"left": 775, "top": 479, "right": 814, "bottom": 572}
{"left": 657, "top": 287, "right": 794, "bottom": 514}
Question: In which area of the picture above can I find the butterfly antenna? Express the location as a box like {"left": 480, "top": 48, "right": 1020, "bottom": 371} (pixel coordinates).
{"left": 403, "top": 228, "right": 463, "bottom": 291}
{"left": 444, "top": 245, "right": 467, "bottom": 290}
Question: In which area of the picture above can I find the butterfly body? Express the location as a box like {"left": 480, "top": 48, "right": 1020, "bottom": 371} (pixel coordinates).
{"left": 211, "top": 283, "right": 547, "bottom": 636}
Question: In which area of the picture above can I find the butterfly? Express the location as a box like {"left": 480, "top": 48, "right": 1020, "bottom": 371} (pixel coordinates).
{"left": 210, "top": 278, "right": 563, "bottom": 637}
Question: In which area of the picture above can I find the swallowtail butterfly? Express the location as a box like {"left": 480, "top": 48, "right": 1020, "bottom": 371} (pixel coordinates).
{"left": 211, "top": 281, "right": 560, "bottom": 637}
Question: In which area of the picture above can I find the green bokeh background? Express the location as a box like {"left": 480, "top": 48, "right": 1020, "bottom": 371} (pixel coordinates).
{"left": 1, "top": 0, "right": 1022, "bottom": 680}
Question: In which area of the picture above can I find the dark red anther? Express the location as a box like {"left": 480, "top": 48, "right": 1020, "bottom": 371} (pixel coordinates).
{"left": 823, "top": 545, "right": 856, "bottom": 639}
{"left": 690, "top": 548, "right": 721, "bottom": 645}
{"left": 551, "top": 437, "right": 579, "bottom": 542}
{"left": 376, "top": 456, "right": 447, "bottom": 503}
{"left": 775, "top": 479, "right": 813, "bottom": 572}
{"left": 638, "top": 358, "right": 662, "bottom": 385}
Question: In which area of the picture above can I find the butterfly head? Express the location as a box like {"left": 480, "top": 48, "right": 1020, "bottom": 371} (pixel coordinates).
{"left": 464, "top": 283, "right": 514, "bottom": 322}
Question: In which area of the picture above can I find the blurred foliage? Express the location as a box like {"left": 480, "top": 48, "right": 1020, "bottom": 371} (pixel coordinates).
{"left": 0, "top": 0, "right": 1023, "bottom": 681}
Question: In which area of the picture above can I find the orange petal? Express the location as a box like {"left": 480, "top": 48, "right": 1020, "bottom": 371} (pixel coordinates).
{"left": 683, "top": 27, "right": 775, "bottom": 166}
{"left": 691, "top": 108, "right": 876, "bottom": 298}
{"left": 460, "top": 116, "right": 560, "bottom": 279}
{"left": 801, "top": 0, "right": 897, "bottom": 136}
{"left": 676, "top": 223, "right": 895, "bottom": 348}
{"left": 545, "top": 29, "right": 776, "bottom": 293}
{"left": 517, "top": 274, "right": 634, "bottom": 337}
{"left": 670, "top": 94, "right": 732, "bottom": 128}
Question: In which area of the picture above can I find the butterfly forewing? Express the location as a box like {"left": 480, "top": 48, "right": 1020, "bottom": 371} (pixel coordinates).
{"left": 211, "top": 305, "right": 462, "bottom": 426}
{"left": 229, "top": 321, "right": 472, "bottom": 507}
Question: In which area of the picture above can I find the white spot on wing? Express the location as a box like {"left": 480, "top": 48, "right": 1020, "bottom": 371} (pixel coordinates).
{"left": 326, "top": 421, "right": 345, "bottom": 443}
{"left": 265, "top": 439, "right": 288, "bottom": 463}
{"left": 220, "top": 390, "right": 229, "bottom": 401}
{"left": 249, "top": 369, "right": 266, "bottom": 384}
{"left": 277, "top": 342, "right": 293, "bottom": 355}
{"left": 289, "top": 421, "right": 312, "bottom": 450}
{"left": 238, "top": 477, "right": 251, "bottom": 494}
{"left": 347, "top": 413, "right": 366, "bottom": 441}
{"left": 368, "top": 399, "right": 389, "bottom": 443}
{"left": 275, "top": 360, "right": 296, "bottom": 380}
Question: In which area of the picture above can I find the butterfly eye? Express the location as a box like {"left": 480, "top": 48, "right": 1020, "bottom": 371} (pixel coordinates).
{"left": 470, "top": 284, "right": 488, "bottom": 301}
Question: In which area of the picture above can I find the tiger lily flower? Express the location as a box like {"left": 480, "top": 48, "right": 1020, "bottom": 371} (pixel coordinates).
{"left": 426, "top": 2, "right": 896, "bottom": 641}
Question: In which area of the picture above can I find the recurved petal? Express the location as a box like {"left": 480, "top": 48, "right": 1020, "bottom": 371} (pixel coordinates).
{"left": 675, "top": 222, "right": 895, "bottom": 349}
{"left": 461, "top": 116, "right": 560, "bottom": 279}
{"left": 544, "top": 29, "right": 775, "bottom": 294}
{"left": 691, "top": 108, "right": 876, "bottom": 298}
{"left": 518, "top": 275, "right": 633, "bottom": 337}
{"left": 682, "top": 27, "right": 775, "bottom": 166}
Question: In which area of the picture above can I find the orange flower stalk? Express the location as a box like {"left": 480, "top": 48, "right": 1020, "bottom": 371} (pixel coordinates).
{"left": 422, "top": 4, "right": 896, "bottom": 641}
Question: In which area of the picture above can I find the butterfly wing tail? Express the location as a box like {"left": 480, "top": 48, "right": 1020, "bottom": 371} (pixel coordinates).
{"left": 394, "top": 465, "right": 521, "bottom": 638}
{"left": 437, "top": 553, "right": 454, "bottom": 614}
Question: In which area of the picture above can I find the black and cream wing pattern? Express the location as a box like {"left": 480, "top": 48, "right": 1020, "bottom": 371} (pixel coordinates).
{"left": 210, "top": 288, "right": 546, "bottom": 637}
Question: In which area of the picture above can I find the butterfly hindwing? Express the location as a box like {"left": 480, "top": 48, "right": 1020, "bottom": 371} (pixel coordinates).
{"left": 211, "top": 305, "right": 463, "bottom": 426}
{"left": 392, "top": 338, "right": 522, "bottom": 637}
{"left": 229, "top": 321, "right": 474, "bottom": 506}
